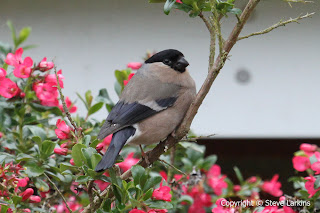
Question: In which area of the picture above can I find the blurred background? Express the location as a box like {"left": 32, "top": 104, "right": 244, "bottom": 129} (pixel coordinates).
{"left": 0, "top": 0, "right": 319, "bottom": 193}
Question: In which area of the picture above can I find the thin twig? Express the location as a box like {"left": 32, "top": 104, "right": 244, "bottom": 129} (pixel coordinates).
{"left": 238, "top": 12, "right": 315, "bottom": 41}
{"left": 199, "top": 12, "right": 213, "bottom": 34}
{"left": 159, "top": 159, "right": 187, "bottom": 177}
{"left": 54, "top": 68, "right": 79, "bottom": 133}
{"left": 87, "top": 180, "right": 94, "bottom": 213}
{"left": 44, "top": 173, "right": 73, "bottom": 213}
{"left": 167, "top": 146, "right": 176, "bottom": 182}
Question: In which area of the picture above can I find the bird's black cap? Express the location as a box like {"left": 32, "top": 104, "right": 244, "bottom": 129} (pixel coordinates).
{"left": 145, "top": 49, "right": 189, "bottom": 73}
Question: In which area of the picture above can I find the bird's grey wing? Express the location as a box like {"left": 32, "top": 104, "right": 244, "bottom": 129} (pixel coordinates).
{"left": 97, "top": 97, "right": 177, "bottom": 140}
{"left": 97, "top": 73, "right": 180, "bottom": 140}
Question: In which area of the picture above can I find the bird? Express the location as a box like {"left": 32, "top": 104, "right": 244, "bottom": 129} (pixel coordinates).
{"left": 95, "top": 49, "right": 196, "bottom": 172}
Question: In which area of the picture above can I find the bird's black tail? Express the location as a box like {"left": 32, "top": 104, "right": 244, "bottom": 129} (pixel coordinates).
{"left": 95, "top": 126, "right": 136, "bottom": 172}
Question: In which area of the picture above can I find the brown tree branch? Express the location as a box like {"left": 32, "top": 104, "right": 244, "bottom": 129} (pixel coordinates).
{"left": 238, "top": 12, "right": 315, "bottom": 41}
{"left": 81, "top": 1, "right": 260, "bottom": 212}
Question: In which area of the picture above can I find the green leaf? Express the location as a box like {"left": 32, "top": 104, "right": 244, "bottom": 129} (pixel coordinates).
{"left": 88, "top": 102, "right": 104, "bottom": 116}
{"left": 21, "top": 44, "right": 37, "bottom": 50}
{"left": 40, "top": 140, "right": 56, "bottom": 158}
{"left": 76, "top": 175, "right": 90, "bottom": 183}
{"left": 71, "top": 144, "right": 87, "bottom": 167}
{"left": 310, "top": 154, "right": 318, "bottom": 164}
{"left": 0, "top": 152, "right": 15, "bottom": 163}
{"left": 91, "top": 153, "right": 102, "bottom": 170}
{"left": 102, "top": 199, "right": 112, "bottom": 212}
{"left": 76, "top": 92, "right": 89, "bottom": 110}
{"left": 83, "top": 135, "right": 91, "bottom": 147}
{"left": 95, "top": 89, "right": 114, "bottom": 105}
{"left": 25, "top": 164, "right": 45, "bottom": 177}
{"left": 89, "top": 139, "right": 100, "bottom": 149}
{"left": 131, "top": 165, "right": 146, "bottom": 186}
{"left": 12, "top": 195, "right": 22, "bottom": 206}
{"left": 228, "top": 8, "right": 242, "bottom": 15}
{"left": 60, "top": 162, "right": 77, "bottom": 172}
{"left": 234, "top": 166, "right": 244, "bottom": 184}
{"left": 29, "top": 103, "right": 62, "bottom": 116}
{"left": 32, "top": 136, "right": 42, "bottom": 148}
{"left": 202, "top": 155, "right": 217, "bottom": 171}
{"left": 23, "top": 125, "right": 47, "bottom": 141}
{"left": 315, "top": 176, "right": 320, "bottom": 189}
{"left": 16, "top": 27, "right": 31, "bottom": 47}
{"left": 0, "top": 204, "right": 9, "bottom": 213}
{"left": 85, "top": 90, "right": 93, "bottom": 108}
{"left": 143, "top": 188, "right": 153, "bottom": 201}
{"left": 35, "top": 179, "right": 50, "bottom": 192}
{"left": 164, "top": 0, "right": 176, "bottom": 15}
{"left": 81, "top": 147, "right": 97, "bottom": 169}
{"left": 143, "top": 176, "right": 162, "bottom": 192}
{"left": 144, "top": 200, "right": 173, "bottom": 209}
{"left": 6, "top": 20, "right": 16, "bottom": 46}
{"left": 178, "top": 195, "right": 194, "bottom": 204}
{"left": 16, "top": 153, "right": 34, "bottom": 162}
{"left": 114, "top": 81, "right": 122, "bottom": 97}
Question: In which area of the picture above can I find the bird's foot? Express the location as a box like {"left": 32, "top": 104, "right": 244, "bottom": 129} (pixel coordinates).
{"left": 139, "top": 145, "right": 151, "bottom": 166}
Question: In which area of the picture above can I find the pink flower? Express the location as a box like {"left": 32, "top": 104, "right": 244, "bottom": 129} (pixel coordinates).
{"left": 70, "top": 158, "right": 75, "bottom": 166}
{"left": 94, "top": 171, "right": 110, "bottom": 191}
{"left": 55, "top": 119, "right": 72, "bottom": 140}
{"left": 124, "top": 73, "right": 135, "bottom": 86}
{"left": 117, "top": 152, "right": 139, "bottom": 172}
{"left": 305, "top": 175, "right": 320, "bottom": 198}
{"left": 247, "top": 176, "right": 257, "bottom": 183}
{"left": 0, "top": 78, "right": 21, "bottom": 98}
{"left": 311, "top": 162, "right": 320, "bottom": 174}
{"left": 29, "top": 195, "right": 41, "bottom": 203}
{"left": 5, "top": 48, "right": 23, "bottom": 66}
{"left": 22, "top": 209, "right": 31, "bottom": 213}
{"left": 233, "top": 185, "right": 241, "bottom": 192}
{"left": 38, "top": 57, "right": 54, "bottom": 71}
{"left": 20, "top": 188, "right": 34, "bottom": 201}
{"left": 127, "top": 62, "right": 142, "bottom": 70}
{"left": 292, "top": 156, "right": 311, "bottom": 172}
{"left": 129, "top": 209, "right": 146, "bottom": 213}
{"left": 54, "top": 147, "right": 68, "bottom": 155}
{"left": 262, "top": 174, "right": 283, "bottom": 197}
{"left": 96, "top": 143, "right": 104, "bottom": 152}
{"left": 99, "top": 134, "right": 113, "bottom": 152}
{"left": 148, "top": 210, "right": 168, "bottom": 213}
{"left": 212, "top": 198, "right": 235, "bottom": 213}
{"left": 13, "top": 57, "right": 33, "bottom": 78}
{"left": 300, "top": 143, "right": 317, "bottom": 153}
{"left": 45, "top": 69, "right": 64, "bottom": 88}
{"left": 0, "top": 68, "right": 6, "bottom": 79}
{"left": 0, "top": 132, "right": 3, "bottom": 138}
{"left": 33, "top": 82, "right": 59, "bottom": 106}
{"left": 152, "top": 182, "right": 172, "bottom": 202}
{"left": 176, "top": 0, "right": 182, "bottom": 3}
{"left": 17, "top": 177, "right": 29, "bottom": 187}
{"left": 184, "top": 186, "right": 212, "bottom": 213}
{"left": 207, "top": 165, "right": 228, "bottom": 196}
{"left": 254, "top": 206, "right": 279, "bottom": 213}
{"left": 59, "top": 97, "right": 77, "bottom": 113}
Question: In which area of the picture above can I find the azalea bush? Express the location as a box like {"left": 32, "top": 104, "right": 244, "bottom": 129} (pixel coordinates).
{"left": 0, "top": 0, "right": 316, "bottom": 212}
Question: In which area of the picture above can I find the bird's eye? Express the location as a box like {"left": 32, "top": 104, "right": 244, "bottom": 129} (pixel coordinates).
{"left": 163, "top": 59, "right": 171, "bottom": 65}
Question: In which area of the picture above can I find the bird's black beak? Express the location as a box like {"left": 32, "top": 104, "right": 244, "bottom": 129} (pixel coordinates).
{"left": 175, "top": 57, "right": 189, "bottom": 73}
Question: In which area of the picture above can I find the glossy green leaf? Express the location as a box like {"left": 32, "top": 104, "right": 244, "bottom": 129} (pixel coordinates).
{"left": 91, "top": 153, "right": 102, "bottom": 170}
{"left": 16, "top": 27, "right": 31, "bottom": 47}
{"left": 132, "top": 165, "right": 145, "bottom": 186}
{"left": 88, "top": 102, "right": 104, "bottom": 116}
{"left": 0, "top": 152, "right": 15, "bottom": 163}
{"left": 95, "top": 88, "right": 114, "bottom": 105}
{"left": 35, "top": 178, "right": 50, "bottom": 192}
{"left": 102, "top": 199, "right": 112, "bottom": 212}
{"left": 25, "top": 164, "right": 45, "bottom": 177}
{"left": 60, "top": 162, "right": 77, "bottom": 172}
{"left": 234, "top": 166, "right": 244, "bottom": 184}
{"left": 40, "top": 140, "right": 56, "bottom": 158}
{"left": 81, "top": 147, "right": 97, "bottom": 169}
{"left": 32, "top": 136, "right": 42, "bottom": 148}
{"left": 12, "top": 195, "right": 22, "bottom": 206}
{"left": 89, "top": 139, "right": 100, "bottom": 149}
{"left": 75, "top": 175, "right": 90, "bottom": 183}
{"left": 23, "top": 125, "right": 47, "bottom": 140}
{"left": 71, "top": 144, "right": 87, "bottom": 167}
{"left": 178, "top": 195, "right": 194, "bottom": 204}
{"left": 201, "top": 155, "right": 217, "bottom": 171}
{"left": 143, "top": 188, "right": 153, "bottom": 201}
{"left": 144, "top": 200, "right": 173, "bottom": 209}
{"left": 143, "top": 176, "right": 162, "bottom": 192}
{"left": 76, "top": 92, "right": 89, "bottom": 110}
{"left": 6, "top": 20, "right": 17, "bottom": 45}
{"left": 16, "top": 153, "right": 34, "bottom": 162}
{"left": 85, "top": 90, "right": 93, "bottom": 108}
{"left": 164, "top": 0, "right": 176, "bottom": 15}
{"left": 83, "top": 135, "right": 91, "bottom": 147}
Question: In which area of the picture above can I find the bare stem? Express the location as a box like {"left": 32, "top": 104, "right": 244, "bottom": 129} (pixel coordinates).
{"left": 54, "top": 68, "right": 82, "bottom": 136}
{"left": 159, "top": 159, "right": 187, "bottom": 177}
{"left": 44, "top": 173, "right": 73, "bottom": 213}
{"left": 238, "top": 12, "right": 315, "bottom": 41}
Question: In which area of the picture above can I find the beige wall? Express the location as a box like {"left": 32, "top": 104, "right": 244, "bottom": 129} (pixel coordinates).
{"left": 0, "top": 0, "right": 319, "bottom": 137}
